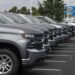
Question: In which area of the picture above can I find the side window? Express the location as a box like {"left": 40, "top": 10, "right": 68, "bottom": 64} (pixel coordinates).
{"left": 0, "top": 15, "right": 8, "bottom": 24}
{"left": 0, "top": 18, "right": 6, "bottom": 24}
{"left": 16, "top": 15, "right": 27, "bottom": 23}
{"left": 0, "top": 14, "right": 13, "bottom": 24}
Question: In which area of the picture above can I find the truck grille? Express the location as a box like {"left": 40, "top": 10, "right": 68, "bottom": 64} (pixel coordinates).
{"left": 58, "top": 29, "right": 62, "bottom": 35}
{"left": 62, "top": 28, "right": 67, "bottom": 34}
{"left": 28, "top": 34, "right": 43, "bottom": 50}
{"left": 43, "top": 32, "right": 49, "bottom": 44}
{"left": 49, "top": 29, "right": 55, "bottom": 39}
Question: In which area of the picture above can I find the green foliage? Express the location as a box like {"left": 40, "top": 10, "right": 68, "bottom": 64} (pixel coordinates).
{"left": 27, "top": 9, "right": 31, "bottom": 14}
{"left": 9, "top": 6, "right": 18, "bottom": 13}
{"left": 38, "top": 3, "right": 45, "bottom": 15}
{"left": 8, "top": 0, "right": 64, "bottom": 21}
{"left": 8, "top": 6, "right": 30, "bottom": 15}
{"left": 18, "top": 7, "right": 28, "bottom": 14}
{"left": 32, "top": 7, "right": 40, "bottom": 16}
{"left": 38, "top": 0, "right": 64, "bottom": 22}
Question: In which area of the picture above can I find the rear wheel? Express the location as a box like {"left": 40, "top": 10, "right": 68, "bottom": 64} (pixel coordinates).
{"left": 0, "top": 49, "right": 20, "bottom": 75}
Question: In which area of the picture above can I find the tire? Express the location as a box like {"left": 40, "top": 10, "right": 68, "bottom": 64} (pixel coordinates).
{"left": 0, "top": 49, "right": 20, "bottom": 75}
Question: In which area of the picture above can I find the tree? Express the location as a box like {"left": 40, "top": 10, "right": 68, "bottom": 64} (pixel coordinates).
{"left": 54, "top": 0, "right": 64, "bottom": 21}
{"left": 19, "top": 7, "right": 31, "bottom": 15}
{"left": 27, "top": 9, "right": 30, "bottom": 15}
{"left": 38, "top": 0, "right": 64, "bottom": 21}
{"left": 8, "top": 6, "right": 31, "bottom": 15}
{"left": 32, "top": 7, "right": 40, "bottom": 16}
{"left": 9, "top": 6, "right": 18, "bottom": 13}
{"left": 38, "top": 3, "right": 44, "bottom": 15}
{"left": 19, "top": 7, "right": 28, "bottom": 14}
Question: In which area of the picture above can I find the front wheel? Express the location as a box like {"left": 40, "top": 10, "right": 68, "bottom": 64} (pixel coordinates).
{"left": 0, "top": 49, "right": 20, "bottom": 75}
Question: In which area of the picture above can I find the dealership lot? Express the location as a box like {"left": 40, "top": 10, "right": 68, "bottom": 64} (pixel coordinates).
{"left": 0, "top": 12, "right": 74, "bottom": 75}
{"left": 20, "top": 37, "right": 75, "bottom": 75}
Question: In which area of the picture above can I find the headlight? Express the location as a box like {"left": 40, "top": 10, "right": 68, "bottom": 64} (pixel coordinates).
{"left": 61, "top": 29, "right": 63, "bottom": 33}
{"left": 47, "top": 34, "right": 50, "bottom": 38}
{"left": 25, "top": 34, "right": 34, "bottom": 38}
{"left": 22, "top": 33, "right": 34, "bottom": 38}
{"left": 56, "top": 30, "right": 58, "bottom": 34}
{"left": 66, "top": 29, "right": 68, "bottom": 32}
{"left": 53, "top": 31, "right": 55, "bottom": 35}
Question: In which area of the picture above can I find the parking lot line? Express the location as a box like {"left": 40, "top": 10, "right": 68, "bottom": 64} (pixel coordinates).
{"left": 45, "top": 60, "right": 66, "bottom": 63}
{"left": 55, "top": 48, "right": 75, "bottom": 49}
{"left": 47, "top": 55, "right": 71, "bottom": 57}
{"left": 32, "top": 68, "right": 61, "bottom": 71}
{"left": 52, "top": 51, "right": 74, "bottom": 53}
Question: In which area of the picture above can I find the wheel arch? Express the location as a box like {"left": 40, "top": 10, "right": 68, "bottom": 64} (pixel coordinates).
{"left": 0, "top": 40, "right": 22, "bottom": 64}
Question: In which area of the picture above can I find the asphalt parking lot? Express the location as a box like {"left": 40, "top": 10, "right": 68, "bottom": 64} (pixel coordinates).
{"left": 20, "top": 37, "right": 75, "bottom": 75}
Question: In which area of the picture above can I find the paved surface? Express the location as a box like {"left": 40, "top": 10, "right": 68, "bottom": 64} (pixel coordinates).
{"left": 20, "top": 37, "right": 75, "bottom": 75}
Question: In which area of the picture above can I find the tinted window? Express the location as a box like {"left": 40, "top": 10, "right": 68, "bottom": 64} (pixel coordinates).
{"left": 0, "top": 14, "right": 13, "bottom": 24}
{"left": 24, "top": 16, "right": 40, "bottom": 23}
{"left": 37, "top": 17, "right": 51, "bottom": 23}
{"left": 4, "top": 14, "right": 25, "bottom": 24}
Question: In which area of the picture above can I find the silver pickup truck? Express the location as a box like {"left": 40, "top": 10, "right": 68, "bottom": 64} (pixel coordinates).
{"left": 0, "top": 26, "right": 46, "bottom": 75}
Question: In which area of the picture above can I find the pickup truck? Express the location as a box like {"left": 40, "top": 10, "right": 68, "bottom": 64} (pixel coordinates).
{"left": 0, "top": 26, "right": 46, "bottom": 75}
{"left": 1, "top": 12, "right": 55, "bottom": 53}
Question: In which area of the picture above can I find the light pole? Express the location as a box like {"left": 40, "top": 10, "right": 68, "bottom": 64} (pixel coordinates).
{"left": 30, "top": 0, "right": 32, "bottom": 15}
{"left": 66, "top": 0, "right": 70, "bottom": 19}
{"left": 64, "top": 0, "right": 70, "bottom": 20}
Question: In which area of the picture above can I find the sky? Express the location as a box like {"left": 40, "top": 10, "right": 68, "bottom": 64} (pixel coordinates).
{"left": 0, "top": 0, "right": 74, "bottom": 11}
{"left": 64, "top": 0, "right": 75, "bottom": 6}
{"left": 0, "top": 0, "right": 43, "bottom": 11}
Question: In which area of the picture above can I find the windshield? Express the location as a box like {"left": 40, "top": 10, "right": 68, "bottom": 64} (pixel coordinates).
{"left": 37, "top": 17, "right": 51, "bottom": 24}
{"left": 45, "top": 17, "right": 57, "bottom": 24}
{"left": 15, "top": 14, "right": 28, "bottom": 23}
{"left": 24, "top": 15, "right": 40, "bottom": 23}
{"left": 19, "top": 14, "right": 32, "bottom": 23}
{"left": 0, "top": 14, "right": 13, "bottom": 24}
{"left": 4, "top": 13, "right": 25, "bottom": 24}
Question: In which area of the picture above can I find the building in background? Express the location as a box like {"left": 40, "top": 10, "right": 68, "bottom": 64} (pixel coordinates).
{"left": 64, "top": 0, "right": 75, "bottom": 22}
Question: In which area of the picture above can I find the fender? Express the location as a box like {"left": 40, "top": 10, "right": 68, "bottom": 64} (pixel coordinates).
{"left": 0, "top": 39, "right": 24, "bottom": 58}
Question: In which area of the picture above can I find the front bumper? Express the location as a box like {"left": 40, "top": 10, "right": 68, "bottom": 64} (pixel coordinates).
{"left": 73, "top": 30, "right": 75, "bottom": 35}
{"left": 53, "top": 35, "right": 64, "bottom": 44}
{"left": 22, "top": 48, "right": 46, "bottom": 65}
{"left": 48, "top": 39, "right": 55, "bottom": 46}
{"left": 53, "top": 35, "right": 62, "bottom": 43}
{"left": 53, "top": 37, "right": 59, "bottom": 43}
{"left": 67, "top": 32, "right": 72, "bottom": 37}
{"left": 57, "top": 35, "right": 63, "bottom": 41}
{"left": 62, "top": 34, "right": 69, "bottom": 40}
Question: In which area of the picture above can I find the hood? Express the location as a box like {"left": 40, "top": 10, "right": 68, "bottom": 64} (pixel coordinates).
{"left": 65, "top": 22, "right": 75, "bottom": 26}
{"left": 58, "top": 22, "right": 70, "bottom": 26}
{"left": 57, "top": 23, "right": 70, "bottom": 28}
{"left": 22, "top": 23, "right": 49, "bottom": 32}
{"left": 0, "top": 24, "right": 44, "bottom": 34}
{"left": 0, "top": 27, "right": 24, "bottom": 34}
{"left": 33, "top": 23, "right": 56, "bottom": 30}
{"left": 49, "top": 24, "right": 62, "bottom": 29}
